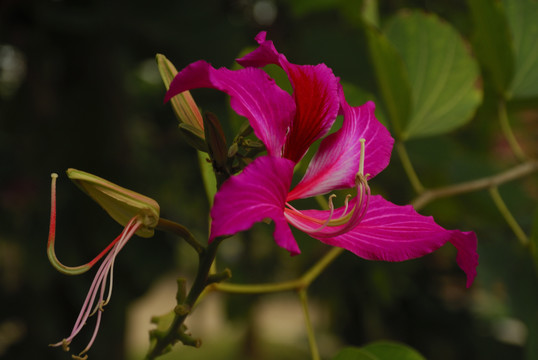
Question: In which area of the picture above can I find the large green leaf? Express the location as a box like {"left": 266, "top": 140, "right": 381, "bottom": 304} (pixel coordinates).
{"left": 332, "top": 342, "right": 426, "bottom": 360}
{"left": 468, "top": 0, "right": 514, "bottom": 96}
{"left": 503, "top": 0, "right": 538, "bottom": 99}
{"left": 365, "top": 24, "right": 412, "bottom": 138}
{"left": 385, "top": 11, "right": 482, "bottom": 139}
{"left": 332, "top": 347, "right": 376, "bottom": 360}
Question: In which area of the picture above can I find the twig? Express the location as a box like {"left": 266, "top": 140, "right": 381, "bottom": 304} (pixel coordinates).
{"left": 396, "top": 141, "right": 425, "bottom": 194}
{"left": 489, "top": 186, "right": 529, "bottom": 246}
{"left": 412, "top": 160, "right": 538, "bottom": 210}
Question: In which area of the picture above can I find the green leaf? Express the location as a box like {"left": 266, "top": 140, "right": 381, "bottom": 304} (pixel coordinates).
{"left": 468, "top": 0, "right": 514, "bottom": 96}
{"left": 384, "top": 11, "right": 482, "bottom": 139}
{"left": 365, "top": 24, "right": 412, "bottom": 138}
{"left": 332, "top": 342, "right": 426, "bottom": 360}
{"left": 360, "top": 342, "right": 426, "bottom": 360}
{"left": 332, "top": 347, "right": 377, "bottom": 360}
{"left": 503, "top": 0, "right": 538, "bottom": 99}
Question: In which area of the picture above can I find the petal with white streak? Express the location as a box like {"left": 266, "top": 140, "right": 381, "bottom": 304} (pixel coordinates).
{"left": 210, "top": 156, "right": 300, "bottom": 255}
{"left": 289, "top": 195, "right": 478, "bottom": 287}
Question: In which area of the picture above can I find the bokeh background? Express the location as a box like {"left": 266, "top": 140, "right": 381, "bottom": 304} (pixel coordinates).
{"left": 1, "top": 0, "right": 537, "bottom": 359}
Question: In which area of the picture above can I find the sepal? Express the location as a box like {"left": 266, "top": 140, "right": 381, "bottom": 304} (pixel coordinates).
{"left": 67, "top": 169, "right": 160, "bottom": 238}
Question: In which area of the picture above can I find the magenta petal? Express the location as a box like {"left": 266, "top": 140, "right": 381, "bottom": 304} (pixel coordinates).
{"left": 236, "top": 31, "right": 282, "bottom": 67}
{"left": 210, "top": 156, "right": 300, "bottom": 255}
{"left": 339, "top": 97, "right": 394, "bottom": 180}
{"left": 297, "top": 195, "right": 478, "bottom": 287}
{"left": 282, "top": 63, "right": 340, "bottom": 162}
{"left": 238, "top": 32, "right": 340, "bottom": 163}
{"left": 288, "top": 91, "right": 393, "bottom": 201}
{"left": 165, "top": 60, "right": 294, "bottom": 157}
{"left": 446, "top": 230, "right": 479, "bottom": 287}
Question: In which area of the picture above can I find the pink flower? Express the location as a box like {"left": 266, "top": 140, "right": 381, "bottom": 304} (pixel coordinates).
{"left": 165, "top": 32, "right": 478, "bottom": 287}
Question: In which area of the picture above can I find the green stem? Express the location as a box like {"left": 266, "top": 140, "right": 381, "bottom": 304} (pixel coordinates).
{"left": 411, "top": 160, "right": 538, "bottom": 211}
{"left": 146, "top": 237, "right": 224, "bottom": 359}
{"left": 488, "top": 186, "right": 529, "bottom": 246}
{"left": 298, "top": 289, "right": 320, "bottom": 360}
{"left": 213, "top": 247, "right": 344, "bottom": 294}
{"left": 214, "top": 279, "right": 300, "bottom": 294}
{"left": 499, "top": 100, "right": 527, "bottom": 162}
{"left": 156, "top": 218, "right": 205, "bottom": 255}
{"left": 396, "top": 141, "right": 425, "bottom": 194}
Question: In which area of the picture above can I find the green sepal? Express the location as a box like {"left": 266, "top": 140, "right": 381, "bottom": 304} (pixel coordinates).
{"left": 67, "top": 169, "right": 159, "bottom": 238}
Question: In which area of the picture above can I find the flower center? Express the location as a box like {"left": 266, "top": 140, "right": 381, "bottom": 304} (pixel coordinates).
{"left": 284, "top": 139, "right": 371, "bottom": 237}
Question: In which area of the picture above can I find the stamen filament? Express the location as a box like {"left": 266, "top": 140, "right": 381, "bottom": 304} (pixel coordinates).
{"left": 47, "top": 173, "right": 121, "bottom": 275}
{"left": 284, "top": 138, "right": 371, "bottom": 237}
{"left": 49, "top": 216, "right": 142, "bottom": 357}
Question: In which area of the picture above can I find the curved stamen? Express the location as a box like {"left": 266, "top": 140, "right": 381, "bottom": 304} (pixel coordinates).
{"left": 284, "top": 138, "right": 371, "bottom": 237}
{"left": 309, "top": 194, "right": 337, "bottom": 232}
{"left": 49, "top": 216, "right": 142, "bottom": 357}
{"left": 47, "top": 173, "right": 122, "bottom": 275}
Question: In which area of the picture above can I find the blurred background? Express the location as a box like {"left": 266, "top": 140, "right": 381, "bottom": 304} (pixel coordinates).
{"left": 1, "top": 0, "right": 537, "bottom": 359}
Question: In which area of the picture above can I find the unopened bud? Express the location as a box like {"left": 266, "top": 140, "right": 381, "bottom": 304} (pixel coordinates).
{"left": 67, "top": 169, "right": 160, "bottom": 238}
{"left": 156, "top": 54, "right": 205, "bottom": 147}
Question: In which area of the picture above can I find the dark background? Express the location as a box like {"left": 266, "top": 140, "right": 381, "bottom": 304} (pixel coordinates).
{"left": 1, "top": 0, "right": 537, "bottom": 359}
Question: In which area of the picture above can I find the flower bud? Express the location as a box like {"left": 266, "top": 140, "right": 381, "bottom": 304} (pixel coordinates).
{"left": 156, "top": 54, "right": 205, "bottom": 149}
{"left": 66, "top": 169, "right": 160, "bottom": 238}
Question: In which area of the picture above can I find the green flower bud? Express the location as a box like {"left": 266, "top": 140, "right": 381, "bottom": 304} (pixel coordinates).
{"left": 66, "top": 169, "right": 160, "bottom": 238}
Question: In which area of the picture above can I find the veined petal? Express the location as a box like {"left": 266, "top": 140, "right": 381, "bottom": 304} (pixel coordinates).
{"left": 238, "top": 32, "right": 340, "bottom": 163}
{"left": 288, "top": 93, "right": 393, "bottom": 201}
{"left": 283, "top": 64, "right": 339, "bottom": 162}
{"left": 210, "top": 156, "right": 300, "bottom": 255}
{"left": 343, "top": 100, "right": 394, "bottom": 180}
{"left": 293, "top": 195, "right": 478, "bottom": 287}
{"left": 165, "top": 60, "right": 294, "bottom": 157}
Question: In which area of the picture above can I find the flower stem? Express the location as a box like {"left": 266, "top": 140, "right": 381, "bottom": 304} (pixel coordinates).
{"left": 145, "top": 237, "right": 224, "bottom": 359}
{"left": 411, "top": 160, "right": 538, "bottom": 210}
{"left": 395, "top": 141, "right": 425, "bottom": 194}
{"left": 213, "top": 247, "right": 344, "bottom": 295}
{"left": 210, "top": 248, "right": 342, "bottom": 360}
{"left": 498, "top": 100, "right": 527, "bottom": 162}
{"left": 156, "top": 218, "right": 205, "bottom": 255}
{"left": 488, "top": 186, "right": 529, "bottom": 246}
{"left": 298, "top": 289, "right": 320, "bottom": 360}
